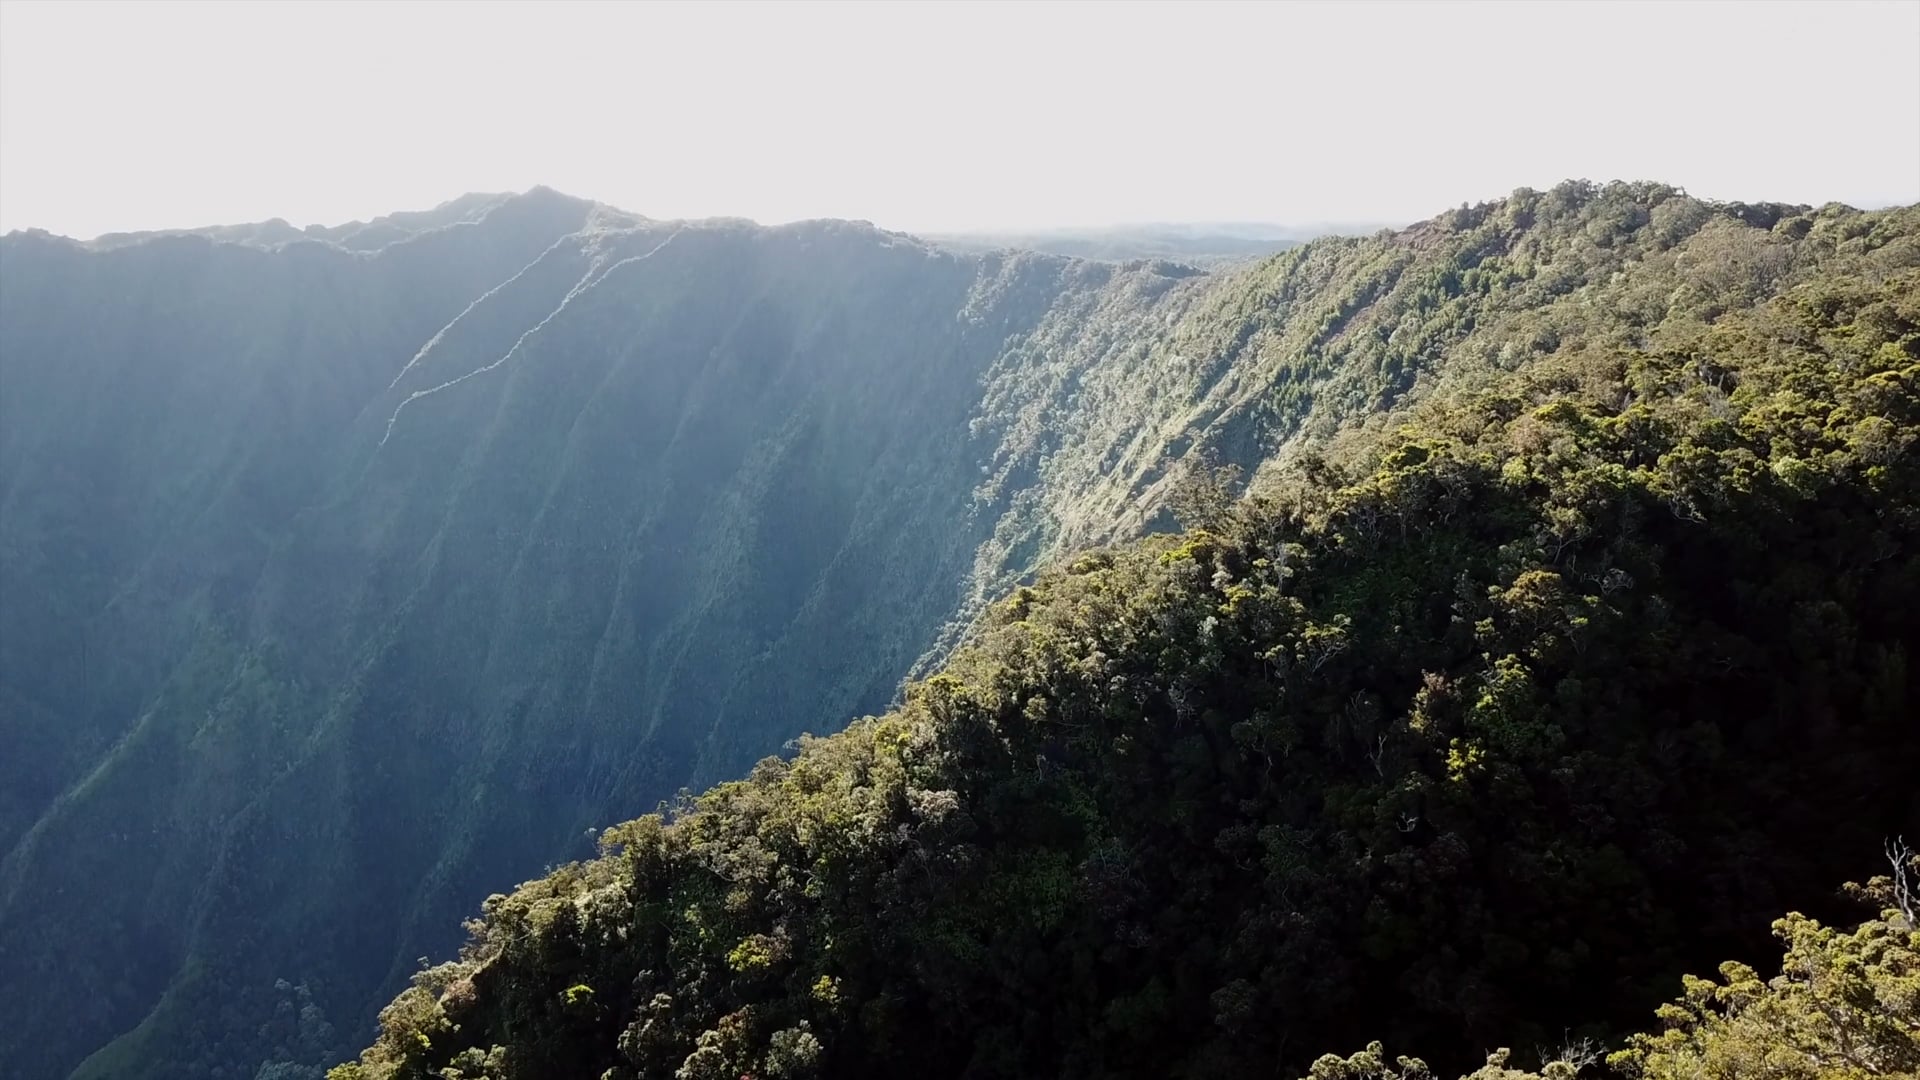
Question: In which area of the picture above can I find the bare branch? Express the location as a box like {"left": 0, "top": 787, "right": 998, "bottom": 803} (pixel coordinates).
{"left": 1888, "top": 836, "right": 1917, "bottom": 927}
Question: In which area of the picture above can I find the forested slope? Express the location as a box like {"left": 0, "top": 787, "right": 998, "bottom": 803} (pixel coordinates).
{"left": 334, "top": 201, "right": 1920, "bottom": 1077}
{"left": 2, "top": 182, "right": 1913, "bottom": 1079}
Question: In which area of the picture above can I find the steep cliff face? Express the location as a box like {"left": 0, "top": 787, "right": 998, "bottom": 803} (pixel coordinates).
{"left": 330, "top": 193, "right": 1920, "bottom": 1080}
{"left": 3, "top": 182, "right": 1908, "bottom": 1079}
{"left": 0, "top": 192, "right": 1208, "bottom": 1080}
{"left": 0, "top": 188, "right": 604, "bottom": 1077}
{"left": 0, "top": 190, "right": 603, "bottom": 850}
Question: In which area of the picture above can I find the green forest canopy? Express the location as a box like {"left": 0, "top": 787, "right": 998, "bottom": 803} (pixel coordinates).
{"left": 331, "top": 192, "right": 1920, "bottom": 1078}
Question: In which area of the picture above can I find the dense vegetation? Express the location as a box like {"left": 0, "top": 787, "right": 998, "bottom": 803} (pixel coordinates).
{"left": 3, "top": 182, "right": 1914, "bottom": 1079}
{"left": 332, "top": 207, "right": 1919, "bottom": 1077}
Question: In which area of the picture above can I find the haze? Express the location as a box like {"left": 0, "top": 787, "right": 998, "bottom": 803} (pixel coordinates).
{"left": 2, "top": 0, "right": 1917, "bottom": 240}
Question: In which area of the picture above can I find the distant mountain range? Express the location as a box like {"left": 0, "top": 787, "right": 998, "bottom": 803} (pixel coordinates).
{"left": 32, "top": 194, "right": 1381, "bottom": 266}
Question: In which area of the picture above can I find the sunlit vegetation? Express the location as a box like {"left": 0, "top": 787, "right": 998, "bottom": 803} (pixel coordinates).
{"left": 327, "top": 187, "right": 1919, "bottom": 1077}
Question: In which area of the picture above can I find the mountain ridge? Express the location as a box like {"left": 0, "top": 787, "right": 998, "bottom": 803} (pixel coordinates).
{"left": 331, "top": 188, "right": 1920, "bottom": 1076}
{"left": 2, "top": 179, "right": 1912, "bottom": 1079}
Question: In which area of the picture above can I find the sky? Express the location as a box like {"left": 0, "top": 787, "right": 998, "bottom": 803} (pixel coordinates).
{"left": 1, "top": 0, "right": 1917, "bottom": 239}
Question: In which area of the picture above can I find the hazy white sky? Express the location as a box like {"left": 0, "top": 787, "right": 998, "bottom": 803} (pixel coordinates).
{"left": 2, "top": 0, "right": 1916, "bottom": 238}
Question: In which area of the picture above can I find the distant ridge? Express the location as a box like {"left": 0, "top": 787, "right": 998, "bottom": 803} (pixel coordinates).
{"left": 919, "top": 219, "right": 1389, "bottom": 264}
{"left": 20, "top": 187, "right": 632, "bottom": 255}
